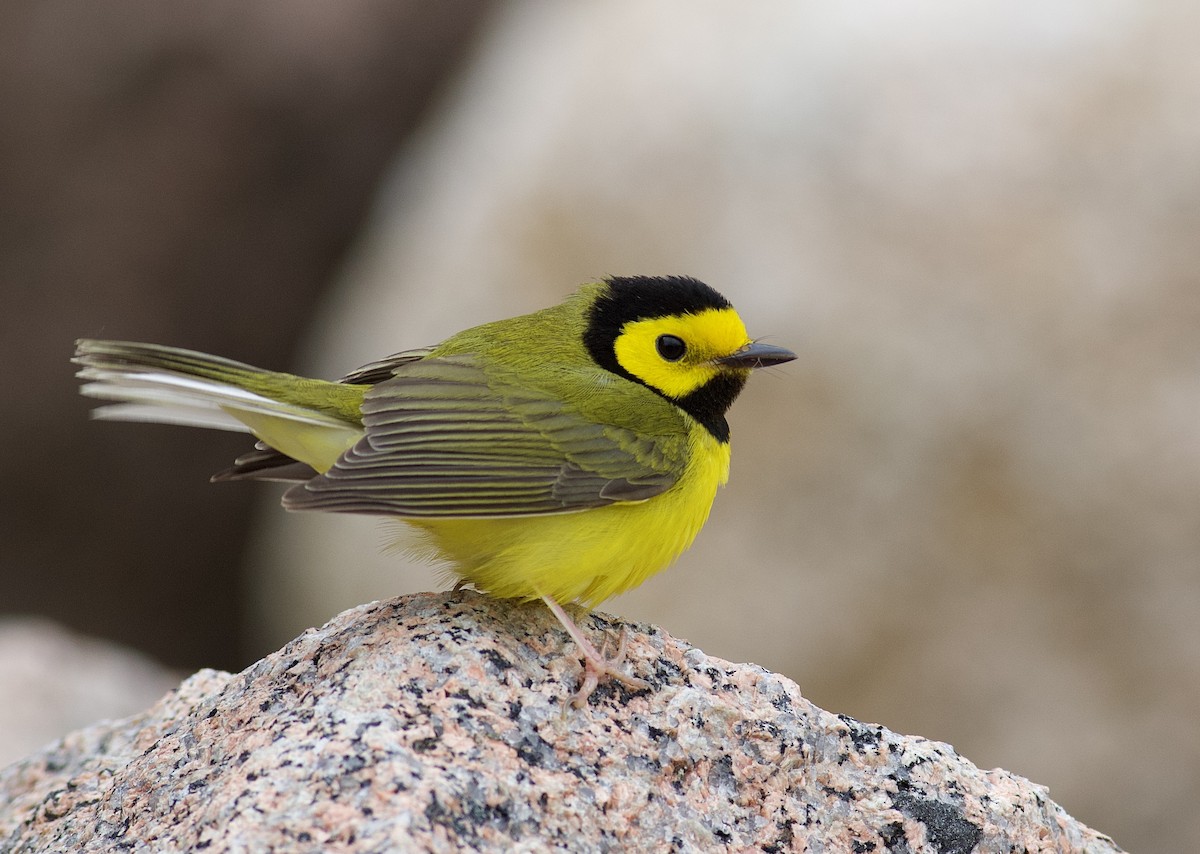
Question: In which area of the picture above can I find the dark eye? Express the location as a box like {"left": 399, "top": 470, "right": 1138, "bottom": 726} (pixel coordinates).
{"left": 656, "top": 334, "right": 686, "bottom": 361}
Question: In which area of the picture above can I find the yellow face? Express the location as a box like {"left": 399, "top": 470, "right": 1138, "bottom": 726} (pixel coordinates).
{"left": 612, "top": 307, "right": 752, "bottom": 399}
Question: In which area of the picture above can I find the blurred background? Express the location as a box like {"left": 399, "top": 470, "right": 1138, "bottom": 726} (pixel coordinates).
{"left": 2, "top": 1, "right": 1198, "bottom": 849}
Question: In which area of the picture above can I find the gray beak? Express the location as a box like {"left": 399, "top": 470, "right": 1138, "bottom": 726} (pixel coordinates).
{"left": 715, "top": 341, "right": 797, "bottom": 369}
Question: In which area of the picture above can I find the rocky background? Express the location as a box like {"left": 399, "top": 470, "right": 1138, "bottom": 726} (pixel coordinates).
{"left": 0, "top": 594, "right": 1122, "bottom": 852}
{"left": 3, "top": 2, "right": 1198, "bottom": 851}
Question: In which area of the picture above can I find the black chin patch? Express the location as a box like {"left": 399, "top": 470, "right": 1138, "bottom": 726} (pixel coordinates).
{"left": 675, "top": 371, "right": 747, "bottom": 443}
{"left": 583, "top": 275, "right": 742, "bottom": 442}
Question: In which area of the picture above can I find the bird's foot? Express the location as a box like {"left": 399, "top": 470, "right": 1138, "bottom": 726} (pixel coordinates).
{"left": 541, "top": 596, "right": 648, "bottom": 707}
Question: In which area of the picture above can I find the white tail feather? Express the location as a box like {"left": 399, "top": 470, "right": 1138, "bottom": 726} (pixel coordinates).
{"left": 89, "top": 402, "right": 250, "bottom": 432}
{"left": 77, "top": 371, "right": 352, "bottom": 431}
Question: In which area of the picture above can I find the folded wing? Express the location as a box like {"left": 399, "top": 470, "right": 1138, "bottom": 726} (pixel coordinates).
{"left": 282, "top": 355, "right": 682, "bottom": 517}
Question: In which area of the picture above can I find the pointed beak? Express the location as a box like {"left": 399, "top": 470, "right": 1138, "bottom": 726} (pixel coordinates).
{"left": 715, "top": 341, "right": 797, "bottom": 369}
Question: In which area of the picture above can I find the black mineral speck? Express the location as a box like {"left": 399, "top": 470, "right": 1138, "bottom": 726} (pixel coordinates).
{"left": 463, "top": 792, "right": 512, "bottom": 833}
{"left": 481, "top": 648, "right": 514, "bottom": 671}
{"left": 892, "top": 787, "right": 982, "bottom": 854}
{"left": 820, "top": 784, "right": 855, "bottom": 803}
{"left": 425, "top": 794, "right": 476, "bottom": 841}
{"left": 761, "top": 819, "right": 796, "bottom": 853}
{"left": 651, "top": 658, "right": 683, "bottom": 682}
{"left": 838, "top": 714, "right": 882, "bottom": 752}
{"left": 445, "top": 688, "right": 484, "bottom": 710}
{"left": 513, "top": 731, "right": 556, "bottom": 769}
{"left": 879, "top": 822, "right": 911, "bottom": 853}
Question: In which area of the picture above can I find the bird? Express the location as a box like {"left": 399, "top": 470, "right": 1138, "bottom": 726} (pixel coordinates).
{"left": 73, "top": 275, "right": 795, "bottom": 704}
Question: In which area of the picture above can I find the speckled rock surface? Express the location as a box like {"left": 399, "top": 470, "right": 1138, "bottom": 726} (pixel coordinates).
{"left": 0, "top": 618, "right": 181, "bottom": 768}
{"left": 0, "top": 592, "right": 1122, "bottom": 852}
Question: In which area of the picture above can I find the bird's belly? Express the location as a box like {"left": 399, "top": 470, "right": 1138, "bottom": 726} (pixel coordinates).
{"left": 406, "top": 432, "right": 731, "bottom": 607}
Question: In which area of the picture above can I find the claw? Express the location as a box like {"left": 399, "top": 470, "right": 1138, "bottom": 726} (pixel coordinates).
{"left": 541, "top": 596, "right": 649, "bottom": 707}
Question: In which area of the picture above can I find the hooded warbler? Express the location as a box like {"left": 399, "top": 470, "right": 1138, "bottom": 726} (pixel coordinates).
{"left": 74, "top": 275, "right": 795, "bottom": 703}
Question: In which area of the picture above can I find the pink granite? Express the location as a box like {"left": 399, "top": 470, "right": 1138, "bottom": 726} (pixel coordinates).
{"left": 0, "top": 592, "right": 1122, "bottom": 851}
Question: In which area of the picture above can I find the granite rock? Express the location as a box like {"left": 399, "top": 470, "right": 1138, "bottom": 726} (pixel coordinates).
{"left": 0, "top": 592, "right": 1122, "bottom": 852}
{"left": 0, "top": 618, "right": 181, "bottom": 768}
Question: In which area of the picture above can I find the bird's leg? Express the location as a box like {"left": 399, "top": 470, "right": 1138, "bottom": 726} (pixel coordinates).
{"left": 541, "top": 595, "right": 648, "bottom": 707}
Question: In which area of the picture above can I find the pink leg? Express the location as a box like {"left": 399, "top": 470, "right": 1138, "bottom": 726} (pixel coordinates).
{"left": 541, "top": 596, "right": 648, "bottom": 707}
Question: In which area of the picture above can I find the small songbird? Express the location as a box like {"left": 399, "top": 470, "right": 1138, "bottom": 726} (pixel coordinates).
{"left": 74, "top": 275, "right": 795, "bottom": 704}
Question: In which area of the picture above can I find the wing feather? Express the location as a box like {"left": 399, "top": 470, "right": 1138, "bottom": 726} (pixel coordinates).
{"left": 283, "top": 355, "right": 681, "bottom": 517}
{"left": 336, "top": 347, "right": 434, "bottom": 385}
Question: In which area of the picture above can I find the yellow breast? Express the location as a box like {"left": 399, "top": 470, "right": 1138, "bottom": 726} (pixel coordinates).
{"left": 404, "top": 425, "right": 731, "bottom": 608}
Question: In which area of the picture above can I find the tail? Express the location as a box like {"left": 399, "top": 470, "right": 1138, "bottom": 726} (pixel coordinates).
{"left": 73, "top": 340, "right": 365, "bottom": 473}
